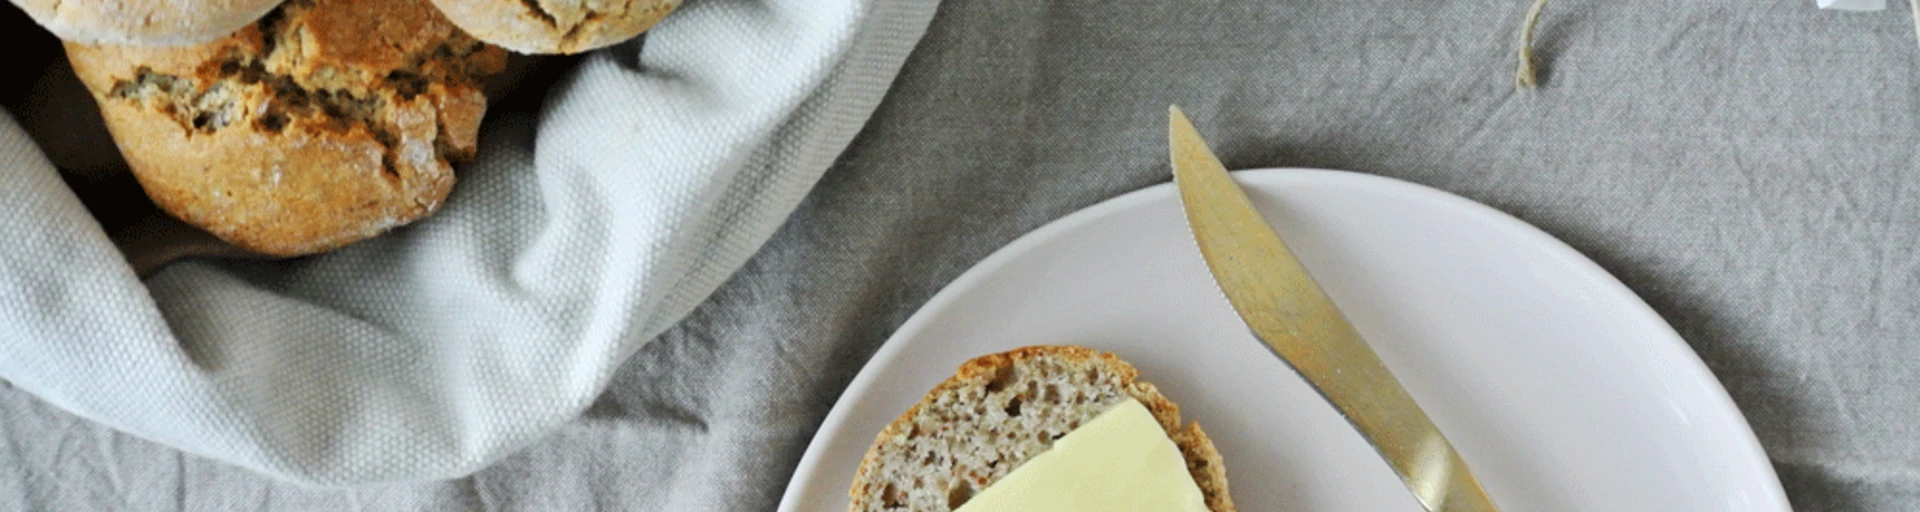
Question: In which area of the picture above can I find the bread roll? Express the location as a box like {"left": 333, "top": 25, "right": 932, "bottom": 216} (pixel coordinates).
{"left": 428, "top": 0, "right": 680, "bottom": 54}
{"left": 64, "top": 0, "right": 507, "bottom": 256}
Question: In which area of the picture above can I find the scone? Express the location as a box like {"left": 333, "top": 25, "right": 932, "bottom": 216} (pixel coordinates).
{"left": 8, "top": 0, "right": 285, "bottom": 47}
{"left": 848, "top": 346, "right": 1236, "bottom": 512}
{"left": 428, "top": 0, "right": 680, "bottom": 54}
{"left": 64, "top": 0, "right": 507, "bottom": 256}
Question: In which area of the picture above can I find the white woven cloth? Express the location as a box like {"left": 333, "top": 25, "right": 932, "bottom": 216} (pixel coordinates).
{"left": 0, "top": 0, "right": 937, "bottom": 486}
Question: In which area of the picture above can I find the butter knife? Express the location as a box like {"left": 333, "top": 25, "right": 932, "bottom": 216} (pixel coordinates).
{"left": 1169, "top": 106, "right": 1500, "bottom": 512}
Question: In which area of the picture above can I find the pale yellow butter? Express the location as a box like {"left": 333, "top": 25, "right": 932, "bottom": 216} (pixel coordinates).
{"left": 955, "top": 397, "right": 1211, "bottom": 512}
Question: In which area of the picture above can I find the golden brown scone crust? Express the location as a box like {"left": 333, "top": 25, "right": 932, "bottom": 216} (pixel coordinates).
{"left": 849, "top": 346, "right": 1236, "bottom": 512}
{"left": 64, "top": 0, "right": 507, "bottom": 256}
{"left": 9, "top": 0, "right": 284, "bottom": 46}
{"left": 428, "top": 0, "right": 680, "bottom": 55}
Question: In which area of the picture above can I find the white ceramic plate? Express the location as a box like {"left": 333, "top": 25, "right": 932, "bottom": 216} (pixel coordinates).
{"left": 777, "top": 169, "right": 1789, "bottom": 511}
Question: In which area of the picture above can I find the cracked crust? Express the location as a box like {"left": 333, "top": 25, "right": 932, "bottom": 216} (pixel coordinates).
{"left": 64, "top": 0, "right": 507, "bottom": 256}
{"left": 848, "top": 346, "right": 1235, "bottom": 512}
{"left": 428, "top": 0, "right": 681, "bottom": 54}
{"left": 9, "top": 0, "right": 285, "bottom": 46}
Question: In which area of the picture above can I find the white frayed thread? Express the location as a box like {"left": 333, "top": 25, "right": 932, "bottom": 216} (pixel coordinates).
{"left": 1910, "top": 0, "right": 1919, "bottom": 56}
{"left": 1515, "top": 0, "right": 1552, "bottom": 89}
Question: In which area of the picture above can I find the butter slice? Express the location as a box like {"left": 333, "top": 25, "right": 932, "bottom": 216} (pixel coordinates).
{"left": 955, "top": 398, "right": 1211, "bottom": 512}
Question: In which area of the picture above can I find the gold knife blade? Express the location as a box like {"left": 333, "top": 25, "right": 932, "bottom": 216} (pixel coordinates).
{"left": 1169, "top": 106, "right": 1499, "bottom": 512}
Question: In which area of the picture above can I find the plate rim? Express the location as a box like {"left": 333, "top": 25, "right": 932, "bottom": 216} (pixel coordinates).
{"left": 776, "top": 168, "right": 1791, "bottom": 511}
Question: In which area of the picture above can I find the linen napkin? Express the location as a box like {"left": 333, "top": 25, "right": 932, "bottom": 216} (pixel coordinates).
{"left": 0, "top": 0, "right": 938, "bottom": 485}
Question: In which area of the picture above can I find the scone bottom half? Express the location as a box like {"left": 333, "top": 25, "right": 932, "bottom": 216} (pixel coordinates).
{"left": 848, "top": 346, "right": 1236, "bottom": 512}
{"left": 63, "top": 0, "right": 507, "bottom": 257}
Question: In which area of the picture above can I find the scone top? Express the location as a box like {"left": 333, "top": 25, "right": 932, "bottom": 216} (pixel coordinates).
{"left": 8, "top": 0, "right": 681, "bottom": 54}
{"left": 9, "top": 0, "right": 286, "bottom": 47}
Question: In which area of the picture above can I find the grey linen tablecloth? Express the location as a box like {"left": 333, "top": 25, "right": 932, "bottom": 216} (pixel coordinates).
{"left": 4, "top": 0, "right": 1918, "bottom": 509}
